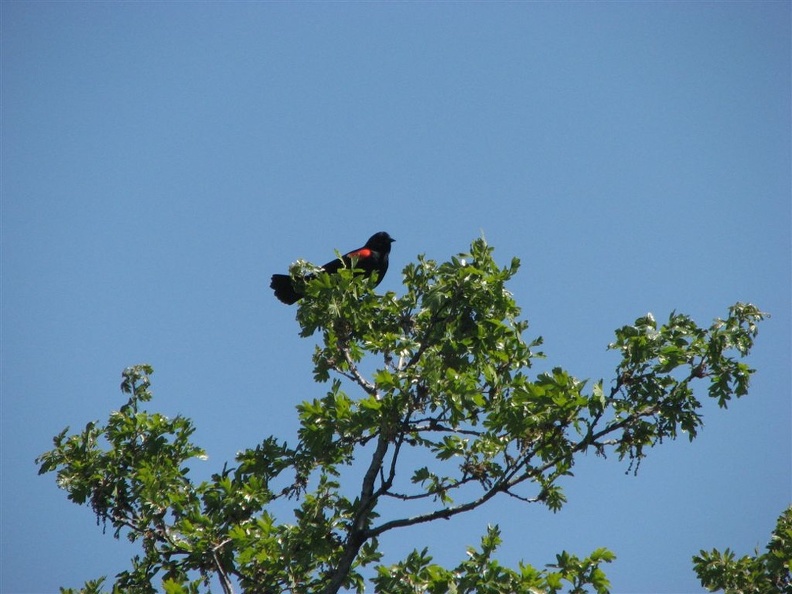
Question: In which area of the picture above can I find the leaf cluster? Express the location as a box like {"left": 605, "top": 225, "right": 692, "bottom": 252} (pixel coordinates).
{"left": 693, "top": 506, "right": 792, "bottom": 594}
{"left": 371, "top": 525, "right": 615, "bottom": 594}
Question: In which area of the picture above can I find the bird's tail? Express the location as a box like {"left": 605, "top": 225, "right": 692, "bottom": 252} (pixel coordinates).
{"left": 270, "top": 274, "right": 302, "bottom": 305}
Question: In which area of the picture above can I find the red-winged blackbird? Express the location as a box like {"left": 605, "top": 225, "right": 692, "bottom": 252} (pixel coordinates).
{"left": 270, "top": 231, "right": 396, "bottom": 305}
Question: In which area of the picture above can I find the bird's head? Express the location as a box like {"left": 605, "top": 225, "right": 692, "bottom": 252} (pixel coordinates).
{"left": 366, "top": 232, "right": 396, "bottom": 253}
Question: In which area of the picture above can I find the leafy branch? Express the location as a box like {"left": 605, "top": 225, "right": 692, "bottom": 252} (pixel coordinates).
{"left": 37, "top": 238, "right": 767, "bottom": 594}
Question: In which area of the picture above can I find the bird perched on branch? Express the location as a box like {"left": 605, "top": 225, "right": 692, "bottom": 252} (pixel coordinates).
{"left": 270, "top": 231, "right": 396, "bottom": 305}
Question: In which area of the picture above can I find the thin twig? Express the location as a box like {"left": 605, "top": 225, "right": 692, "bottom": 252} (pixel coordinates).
{"left": 339, "top": 346, "right": 379, "bottom": 398}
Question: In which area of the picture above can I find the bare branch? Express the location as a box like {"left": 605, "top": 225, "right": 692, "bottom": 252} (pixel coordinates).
{"left": 323, "top": 433, "right": 390, "bottom": 594}
{"left": 377, "top": 413, "right": 411, "bottom": 496}
{"left": 409, "top": 419, "right": 485, "bottom": 438}
{"left": 382, "top": 473, "right": 483, "bottom": 502}
{"left": 212, "top": 544, "right": 235, "bottom": 594}
{"left": 338, "top": 345, "right": 379, "bottom": 398}
{"left": 503, "top": 489, "right": 544, "bottom": 504}
{"left": 367, "top": 482, "right": 504, "bottom": 539}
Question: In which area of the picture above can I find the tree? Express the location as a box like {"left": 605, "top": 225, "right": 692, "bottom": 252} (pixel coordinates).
{"left": 37, "top": 238, "right": 766, "bottom": 594}
{"left": 693, "top": 506, "right": 792, "bottom": 594}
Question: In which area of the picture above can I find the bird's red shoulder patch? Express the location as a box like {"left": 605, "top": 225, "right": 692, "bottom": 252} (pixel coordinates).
{"left": 350, "top": 248, "right": 372, "bottom": 259}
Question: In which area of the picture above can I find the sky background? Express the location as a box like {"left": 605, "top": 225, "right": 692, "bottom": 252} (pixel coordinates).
{"left": 1, "top": 3, "right": 790, "bottom": 593}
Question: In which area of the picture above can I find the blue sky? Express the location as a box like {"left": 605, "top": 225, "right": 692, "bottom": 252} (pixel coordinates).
{"left": 1, "top": 3, "right": 789, "bottom": 593}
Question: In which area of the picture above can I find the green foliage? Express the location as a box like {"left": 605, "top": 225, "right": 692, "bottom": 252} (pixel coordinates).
{"left": 37, "top": 238, "right": 766, "bottom": 594}
{"left": 371, "top": 526, "right": 615, "bottom": 594}
{"left": 59, "top": 576, "right": 108, "bottom": 594}
{"left": 693, "top": 506, "right": 792, "bottom": 594}
{"left": 607, "top": 303, "right": 763, "bottom": 472}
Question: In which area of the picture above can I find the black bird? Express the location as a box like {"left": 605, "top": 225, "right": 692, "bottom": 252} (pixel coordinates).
{"left": 270, "top": 231, "right": 395, "bottom": 305}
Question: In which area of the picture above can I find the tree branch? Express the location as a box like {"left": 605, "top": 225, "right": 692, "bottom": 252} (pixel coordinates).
{"left": 323, "top": 433, "right": 390, "bottom": 594}
{"left": 212, "top": 544, "right": 234, "bottom": 594}
{"left": 338, "top": 345, "right": 379, "bottom": 398}
{"left": 366, "top": 391, "right": 677, "bottom": 541}
{"left": 377, "top": 413, "right": 410, "bottom": 496}
{"left": 366, "top": 481, "right": 504, "bottom": 539}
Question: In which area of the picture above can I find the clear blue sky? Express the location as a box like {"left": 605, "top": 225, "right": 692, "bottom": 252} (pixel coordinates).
{"left": 2, "top": 3, "right": 789, "bottom": 593}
